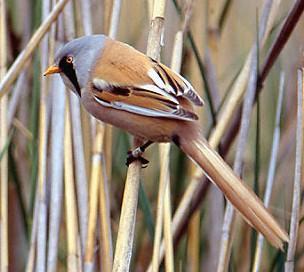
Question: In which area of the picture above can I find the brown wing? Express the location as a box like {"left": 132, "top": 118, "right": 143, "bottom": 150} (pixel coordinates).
{"left": 91, "top": 79, "right": 198, "bottom": 121}
{"left": 89, "top": 38, "right": 203, "bottom": 121}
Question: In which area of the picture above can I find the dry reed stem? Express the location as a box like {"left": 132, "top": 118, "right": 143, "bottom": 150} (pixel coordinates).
{"left": 147, "top": 28, "right": 184, "bottom": 272}
{"left": 86, "top": 1, "right": 121, "bottom": 270}
{"left": 217, "top": 2, "right": 282, "bottom": 269}
{"left": 79, "top": 0, "right": 92, "bottom": 35}
{"left": 25, "top": 200, "right": 39, "bottom": 272}
{"left": 108, "top": 0, "right": 122, "bottom": 39}
{"left": 148, "top": 2, "right": 167, "bottom": 272}
{"left": 170, "top": 30, "right": 183, "bottom": 74}
{"left": 84, "top": 124, "right": 105, "bottom": 270}
{"left": 103, "top": 0, "right": 113, "bottom": 33}
{"left": 163, "top": 173, "right": 174, "bottom": 272}
{"left": 112, "top": 161, "right": 141, "bottom": 271}
{"left": 217, "top": 41, "right": 259, "bottom": 272}
{"left": 63, "top": 2, "right": 89, "bottom": 255}
{"left": 35, "top": 88, "right": 48, "bottom": 272}
{"left": 0, "top": 0, "right": 8, "bottom": 270}
{"left": 104, "top": 126, "right": 113, "bottom": 182}
{"left": 162, "top": 30, "right": 184, "bottom": 272}
{"left": 81, "top": 113, "right": 90, "bottom": 192}
{"left": 161, "top": 30, "right": 185, "bottom": 272}
{"left": 70, "top": 93, "right": 89, "bottom": 254}
{"left": 209, "top": 0, "right": 280, "bottom": 148}
{"left": 148, "top": 171, "right": 201, "bottom": 271}
{"left": 113, "top": 1, "right": 166, "bottom": 271}
{"left": 260, "top": 0, "right": 304, "bottom": 84}
{"left": 252, "top": 73, "right": 285, "bottom": 272}
{"left": 79, "top": 2, "right": 111, "bottom": 269}
{"left": 0, "top": 0, "right": 69, "bottom": 98}
{"left": 47, "top": 77, "right": 66, "bottom": 272}
{"left": 64, "top": 1, "right": 92, "bottom": 270}
{"left": 48, "top": 0, "right": 57, "bottom": 62}
{"left": 152, "top": 0, "right": 166, "bottom": 18}
{"left": 99, "top": 153, "right": 113, "bottom": 272}
{"left": 146, "top": 0, "right": 166, "bottom": 61}
{"left": 46, "top": 9, "right": 65, "bottom": 271}
{"left": 204, "top": 1, "right": 221, "bottom": 109}
{"left": 284, "top": 69, "right": 304, "bottom": 271}
{"left": 35, "top": 1, "right": 52, "bottom": 270}
{"left": 7, "top": 71, "right": 28, "bottom": 129}
{"left": 93, "top": 2, "right": 122, "bottom": 270}
{"left": 178, "top": 5, "right": 205, "bottom": 271}
{"left": 187, "top": 210, "right": 200, "bottom": 272}
{"left": 152, "top": 143, "right": 170, "bottom": 272}
{"left": 200, "top": 3, "right": 222, "bottom": 270}
{"left": 78, "top": 0, "right": 97, "bottom": 184}
{"left": 64, "top": 95, "right": 81, "bottom": 271}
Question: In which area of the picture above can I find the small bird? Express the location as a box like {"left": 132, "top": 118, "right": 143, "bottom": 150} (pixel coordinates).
{"left": 44, "top": 35, "right": 288, "bottom": 248}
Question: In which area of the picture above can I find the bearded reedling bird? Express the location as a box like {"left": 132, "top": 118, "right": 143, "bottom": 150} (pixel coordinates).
{"left": 44, "top": 35, "right": 288, "bottom": 248}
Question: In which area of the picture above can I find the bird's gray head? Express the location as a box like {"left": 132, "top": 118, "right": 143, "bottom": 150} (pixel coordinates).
{"left": 44, "top": 35, "right": 106, "bottom": 96}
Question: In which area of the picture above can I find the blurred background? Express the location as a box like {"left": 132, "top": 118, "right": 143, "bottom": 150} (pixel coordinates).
{"left": 1, "top": 0, "right": 304, "bottom": 271}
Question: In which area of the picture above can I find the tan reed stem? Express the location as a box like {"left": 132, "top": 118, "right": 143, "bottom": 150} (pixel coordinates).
{"left": 252, "top": 73, "right": 285, "bottom": 272}
{"left": 0, "top": 0, "right": 8, "bottom": 270}
{"left": 64, "top": 95, "right": 81, "bottom": 271}
{"left": 284, "top": 69, "right": 304, "bottom": 271}
{"left": 113, "top": 0, "right": 167, "bottom": 271}
{"left": 84, "top": 124, "right": 104, "bottom": 271}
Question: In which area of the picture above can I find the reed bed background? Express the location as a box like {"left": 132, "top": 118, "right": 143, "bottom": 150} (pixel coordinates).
{"left": 1, "top": 0, "right": 304, "bottom": 271}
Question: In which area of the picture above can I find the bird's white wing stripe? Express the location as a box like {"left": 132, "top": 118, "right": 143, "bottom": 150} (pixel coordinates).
{"left": 93, "top": 78, "right": 112, "bottom": 89}
{"left": 148, "top": 66, "right": 204, "bottom": 106}
{"left": 93, "top": 96, "right": 193, "bottom": 121}
{"left": 93, "top": 96, "right": 112, "bottom": 107}
{"left": 147, "top": 69, "right": 166, "bottom": 88}
{"left": 148, "top": 68, "right": 176, "bottom": 94}
{"left": 139, "top": 84, "right": 179, "bottom": 104}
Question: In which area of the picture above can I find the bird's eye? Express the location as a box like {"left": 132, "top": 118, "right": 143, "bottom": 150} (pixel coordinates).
{"left": 66, "top": 56, "right": 73, "bottom": 64}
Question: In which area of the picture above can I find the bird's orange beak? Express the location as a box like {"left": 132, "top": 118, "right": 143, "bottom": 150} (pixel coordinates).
{"left": 43, "top": 65, "right": 61, "bottom": 76}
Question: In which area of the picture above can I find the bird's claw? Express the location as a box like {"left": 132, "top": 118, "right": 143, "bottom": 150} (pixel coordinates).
{"left": 126, "top": 148, "right": 149, "bottom": 168}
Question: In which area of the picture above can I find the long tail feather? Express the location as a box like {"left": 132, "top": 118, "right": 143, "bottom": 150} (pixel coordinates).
{"left": 178, "top": 131, "right": 289, "bottom": 249}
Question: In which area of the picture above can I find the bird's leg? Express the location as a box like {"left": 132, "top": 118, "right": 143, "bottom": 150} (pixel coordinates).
{"left": 126, "top": 140, "right": 153, "bottom": 167}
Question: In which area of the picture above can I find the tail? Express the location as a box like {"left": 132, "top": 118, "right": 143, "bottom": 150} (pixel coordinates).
{"left": 177, "top": 129, "right": 289, "bottom": 249}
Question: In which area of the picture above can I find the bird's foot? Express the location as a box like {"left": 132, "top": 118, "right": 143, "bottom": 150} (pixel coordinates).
{"left": 125, "top": 141, "right": 153, "bottom": 167}
{"left": 126, "top": 147, "right": 149, "bottom": 168}
{"left": 126, "top": 146, "right": 149, "bottom": 168}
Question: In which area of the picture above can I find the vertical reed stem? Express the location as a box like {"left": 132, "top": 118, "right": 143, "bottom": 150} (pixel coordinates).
{"left": 64, "top": 95, "right": 81, "bottom": 272}
{"left": 0, "top": 0, "right": 8, "bottom": 270}
{"left": 36, "top": 0, "right": 52, "bottom": 270}
{"left": 285, "top": 69, "right": 304, "bottom": 271}
{"left": 112, "top": 161, "right": 141, "bottom": 271}
{"left": 84, "top": 125, "right": 104, "bottom": 271}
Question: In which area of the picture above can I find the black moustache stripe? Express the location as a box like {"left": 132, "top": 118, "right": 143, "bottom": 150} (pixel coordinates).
{"left": 59, "top": 58, "right": 81, "bottom": 96}
{"left": 64, "top": 68, "right": 81, "bottom": 97}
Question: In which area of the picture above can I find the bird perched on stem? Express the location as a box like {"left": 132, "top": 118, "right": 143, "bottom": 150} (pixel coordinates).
{"left": 44, "top": 35, "right": 288, "bottom": 249}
